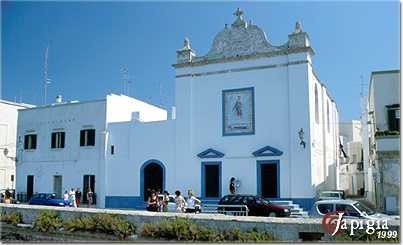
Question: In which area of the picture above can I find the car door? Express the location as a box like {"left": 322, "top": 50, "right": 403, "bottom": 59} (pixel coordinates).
{"left": 335, "top": 204, "right": 361, "bottom": 219}
{"left": 243, "top": 196, "right": 258, "bottom": 216}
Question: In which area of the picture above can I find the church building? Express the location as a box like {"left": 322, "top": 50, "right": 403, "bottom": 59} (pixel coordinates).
{"left": 16, "top": 9, "right": 340, "bottom": 211}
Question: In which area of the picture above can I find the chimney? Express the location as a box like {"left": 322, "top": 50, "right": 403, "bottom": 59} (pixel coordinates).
{"left": 131, "top": 111, "right": 140, "bottom": 121}
{"left": 55, "top": 95, "right": 63, "bottom": 104}
{"left": 171, "top": 106, "right": 176, "bottom": 120}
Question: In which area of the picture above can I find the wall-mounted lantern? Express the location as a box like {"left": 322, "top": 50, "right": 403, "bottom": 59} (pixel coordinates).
{"left": 298, "top": 128, "right": 306, "bottom": 148}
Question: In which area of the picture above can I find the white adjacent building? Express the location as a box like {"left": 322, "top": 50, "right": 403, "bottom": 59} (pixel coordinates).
{"left": 339, "top": 120, "right": 364, "bottom": 196}
{"left": 0, "top": 100, "right": 33, "bottom": 191}
{"left": 16, "top": 9, "right": 340, "bottom": 210}
{"left": 15, "top": 94, "right": 166, "bottom": 206}
{"left": 362, "top": 70, "right": 400, "bottom": 214}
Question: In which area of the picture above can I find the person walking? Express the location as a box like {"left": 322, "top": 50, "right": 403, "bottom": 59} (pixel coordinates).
{"left": 69, "top": 188, "right": 77, "bottom": 208}
{"left": 185, "top": 189, "right": 201, "bottom": 213}
{"left": 75, "top": 188, "right": 81, "bottom": 207}
{"left": 162, "top": 191, "right": 170, "bottom": 212}
{"left": 87, "top": 187, "right": 94, "bottom": 208}
{"left": 174, "top": 190, "right": 186, "bottom": 213}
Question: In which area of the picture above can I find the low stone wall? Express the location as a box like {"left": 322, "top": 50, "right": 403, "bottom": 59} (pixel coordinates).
{"left": 0, "top": 204, "right": 399, "bottom": 241}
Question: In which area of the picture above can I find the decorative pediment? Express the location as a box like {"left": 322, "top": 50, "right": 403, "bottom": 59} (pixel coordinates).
{"left": 202, "top": 9, "right": 283, "bottom": 61}
{"left": 197, "top": 148, "right": 225, "bottom": 159}
{"left": 173, "top": 8, "right": 311, "bottom": 67}
{"left": 252, "top": 145, "right": 283, "bottom": 157}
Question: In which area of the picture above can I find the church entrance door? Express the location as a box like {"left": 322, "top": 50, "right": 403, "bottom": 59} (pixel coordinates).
{"left": 143, "top": 162, "right": 163, "bottom": 201}
{"left": 258, "top": 161, "right": 279, "bottom": 198}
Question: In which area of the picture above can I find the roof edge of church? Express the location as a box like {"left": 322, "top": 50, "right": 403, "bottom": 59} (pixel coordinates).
{"left": 172, "top": 46, "right": 314, "bottom": 69}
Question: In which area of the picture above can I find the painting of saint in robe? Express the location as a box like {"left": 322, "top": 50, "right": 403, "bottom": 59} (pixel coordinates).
{"left": 232, "top": 96, "right": 243, "bottom": 118}
{"left": 223, "top": 87, "right": 254, "bottom": 135}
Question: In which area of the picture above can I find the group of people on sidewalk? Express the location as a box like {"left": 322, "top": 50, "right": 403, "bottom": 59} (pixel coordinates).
{"left": 63, "top": 187, "right": 94, "bottom": 208}
{"left": 146, "top": 189, "right": 201, "bottom": 213}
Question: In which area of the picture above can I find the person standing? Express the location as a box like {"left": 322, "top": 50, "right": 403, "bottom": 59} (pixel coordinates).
{"left": 63, "top": 191, "right": 69, "bottom": 201}
{"left": 87, "top": 187, "right": 93, "bottom": 208}
{"left": 162, "top": 191, "right": 170, "bottom": 212}
{"left": 69, "top": 188, "right": 77, "bottom": 208}
{"left": 229, "top": 177, "right": 236, "bottom": 195}
{"left": 174, "top": 190, "right": 186, "bottom": 213}
{"left": 75, "top": 188, "right": 81, "bottom": 207}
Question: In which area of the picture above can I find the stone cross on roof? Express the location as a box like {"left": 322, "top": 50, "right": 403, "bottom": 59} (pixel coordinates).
{"left": 232, "top": 8, "right": 246, "bottom": 28}
{"left": 233, "top": 8, "right": 244, "bottom": 18}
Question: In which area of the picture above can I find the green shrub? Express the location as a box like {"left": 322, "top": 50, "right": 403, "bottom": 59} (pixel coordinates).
{"left": 1, "top": 211, "right": 22, "bottom": 225}
{"left": 140, "top": 218, "right": 275, "bottom": 242}
{"left": 111, "top": 219, "right": 136, "bottom": 239}
{"left": 63, "top": 214, "right": 135, "bottom": 240}
{"left": 33, "top": 211, "right": 62, "bottom": 232}
{"left": 375, "top": 130, "right": 400, "bottom": 137}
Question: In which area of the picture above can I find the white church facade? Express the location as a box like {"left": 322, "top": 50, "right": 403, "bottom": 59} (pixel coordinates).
{"left": 16, "top": 9, "right": 340, "bottom": 211}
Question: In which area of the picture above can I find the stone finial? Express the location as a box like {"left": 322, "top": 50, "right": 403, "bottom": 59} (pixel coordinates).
{"left": 176, "top": 37, "right": 195, "bottom": 64}
{"left": 183, "top": 37, "right": 191, "bottom": 50}
{"left": 294, "top": 21, "right": 302, "bottom": 33}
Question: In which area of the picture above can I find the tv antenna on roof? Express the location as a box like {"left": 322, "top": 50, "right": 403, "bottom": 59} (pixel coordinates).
{"left": 121, "top": 66, "right": 132, "bottom": 96}
{"left": 43, "top": 46, "right": 52, "bottom": 104}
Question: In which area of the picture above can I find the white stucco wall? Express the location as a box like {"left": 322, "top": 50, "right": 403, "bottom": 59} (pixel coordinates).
{"left": 0, "top": 100, "right": 32, "bottom": 190}
{"left": 369, "top": 71, "right": 400, "bottom": 131}
{"left": 15, "top": 94, "right": 167, "bottom": 207}
{"left": 173, "top": 52, "right": 318, "bottom": 199}
{"left": 16, "top": 100, "right": 108, "bottom": 203}
{"left": 105, "top": 120, "right": 175, "bottom": 197}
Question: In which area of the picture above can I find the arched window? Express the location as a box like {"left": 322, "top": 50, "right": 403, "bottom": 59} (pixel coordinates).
{"left": 315, "top": 84, "right": 319, "bottom": 124}
{"left": 327, "top": 101, "right": 330, "bottom": 132}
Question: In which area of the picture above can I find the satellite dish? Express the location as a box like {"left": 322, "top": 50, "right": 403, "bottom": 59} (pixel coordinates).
{"left": 3, "top": 148, "right": 8, "bottom": 156}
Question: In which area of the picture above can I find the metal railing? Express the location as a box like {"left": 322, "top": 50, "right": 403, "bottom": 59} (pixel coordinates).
{"left": 202, "top": 204, "right": 249, "bottom": 216}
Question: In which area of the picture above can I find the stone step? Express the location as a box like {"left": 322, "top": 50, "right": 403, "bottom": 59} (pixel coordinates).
{"left": 281, "top": 204, "right": 300, "bottom": 210}
{"left": 290, "top": 208, "right": 303, "bottom": 213}
{"left": 270, "top": 200, "right": 293, "bottom": 206}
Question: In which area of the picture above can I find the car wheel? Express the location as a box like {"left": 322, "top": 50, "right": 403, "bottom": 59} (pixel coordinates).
{"left": 268, "top": 212, "right": 277, "bottom": 217}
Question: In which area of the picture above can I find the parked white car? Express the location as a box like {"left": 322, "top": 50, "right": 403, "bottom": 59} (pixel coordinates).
{"left": 312, "top": 199, "right": 390, "bottom": 220}
{"left": 318, "top": 191, "right": 345, "bottom": 200}
{"left": 157, "top": 194, "right": 176, "bottom": 212}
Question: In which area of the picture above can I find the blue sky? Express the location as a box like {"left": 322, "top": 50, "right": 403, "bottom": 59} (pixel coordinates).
{"left": 1, "top": 1, "right": 400, "bottom": 121}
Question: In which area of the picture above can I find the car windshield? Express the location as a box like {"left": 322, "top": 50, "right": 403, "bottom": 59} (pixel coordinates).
{"left": 46, "top": 194, "right": 56, "bottom": 199}
{"left": 321, "top": 193, "right": 340, "bottom": 198}
{"left": 353, "top": 202, "right": 375, "bottom": 215}
{"left": 255, "top": 196, "right": 270, "bottom": 205}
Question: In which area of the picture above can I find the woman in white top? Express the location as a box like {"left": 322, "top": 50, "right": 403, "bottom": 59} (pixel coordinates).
{"left": 63, "top": 191, "right": 69, "bottom": 201}
{"left": 185, "top": 189, "right": 201, "bottom": 213}
{"left": 69, "top": 188, "right": 77, "bottom": 208}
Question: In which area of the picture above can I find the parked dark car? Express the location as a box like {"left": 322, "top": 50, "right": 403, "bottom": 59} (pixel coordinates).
{"left": 29, "top": 193, "right": 69, "bottom": 206}
{"left": 218, "top": 195, "right": 290, "bottom": 217}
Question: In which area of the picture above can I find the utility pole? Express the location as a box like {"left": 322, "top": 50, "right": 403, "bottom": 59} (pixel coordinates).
{"left": 159, "top": 81, "right": 163, "bottom": 107}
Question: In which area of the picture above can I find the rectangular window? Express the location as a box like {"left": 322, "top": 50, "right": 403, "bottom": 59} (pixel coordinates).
{"left": 24, "top": 134, "right": 37, "bottom": 150}
{"left": 111, "top": 145, "right": 115, "bottom": 155}
{"left": 387, "top": 108, "right": 400, "bottom": 131}
{"left": 51, "top": 131, "right": 65, "bottom": 149}
{"left": 80, "top": 129, "right": 95, "bottom": 146}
